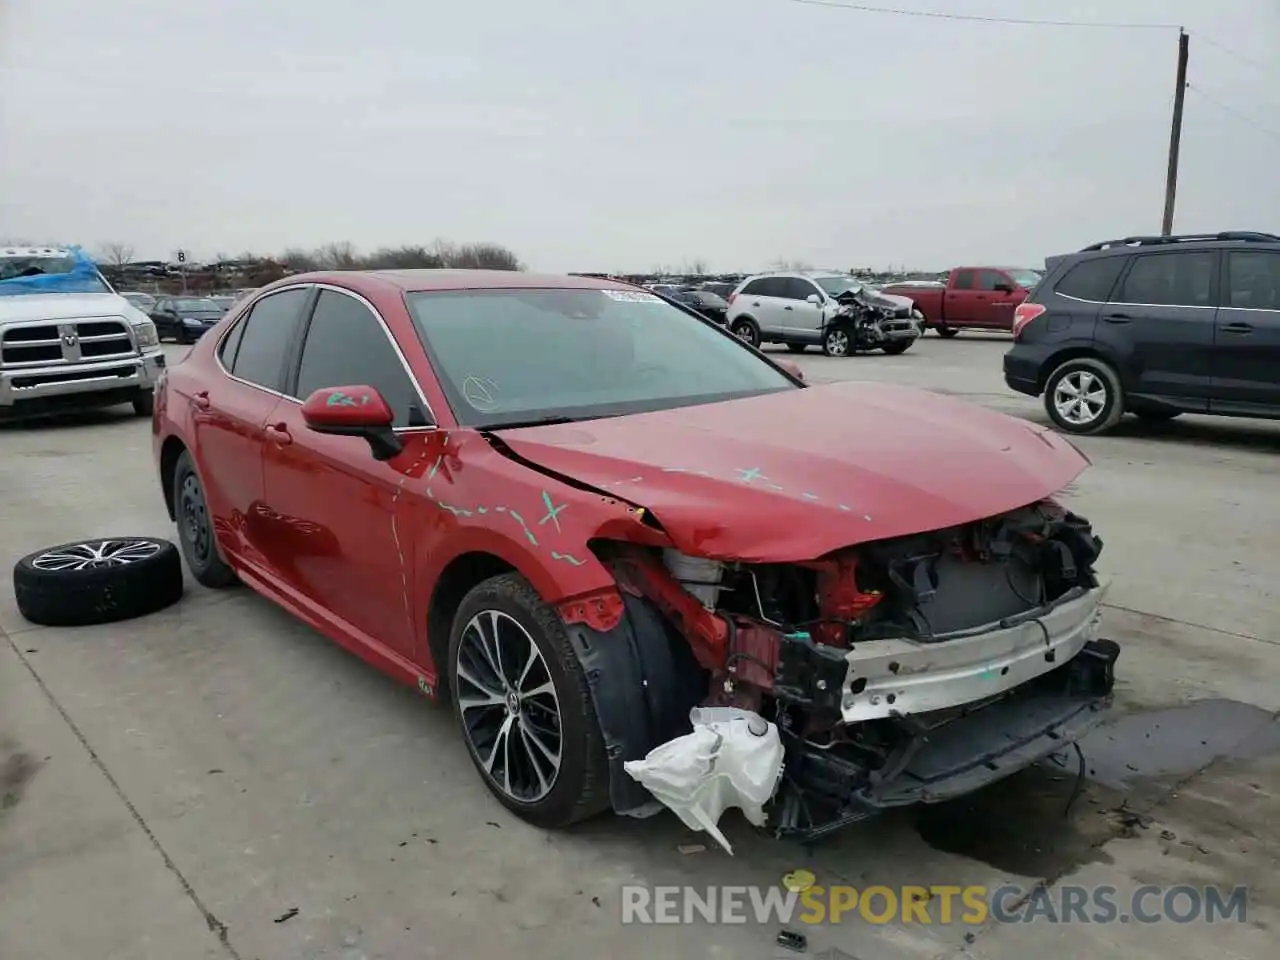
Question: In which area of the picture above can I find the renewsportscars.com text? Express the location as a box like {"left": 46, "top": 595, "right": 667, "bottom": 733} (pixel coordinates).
{"left": 621, "top": 884, "right": 1248, "bottom": 926}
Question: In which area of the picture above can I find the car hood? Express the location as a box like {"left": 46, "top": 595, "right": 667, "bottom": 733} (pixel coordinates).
{"left": 0, "top": 292, "right": 133, "bottom": 325}
{"left": 498, "top": 382, "right": 1089, "bottom": 562}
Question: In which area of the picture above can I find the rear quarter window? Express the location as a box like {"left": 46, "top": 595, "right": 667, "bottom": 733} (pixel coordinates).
{"left": 1053, "top": 256, "right": 1128, "bottom": 302}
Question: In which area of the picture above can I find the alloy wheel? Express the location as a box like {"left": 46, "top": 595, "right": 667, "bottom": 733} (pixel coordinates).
{"left": 825, "top": 329, "right": 850, "bottom": 357}
{"left": 1052, "top": 370, "right": 1109, "bottom": 427}
{"left": 31, "top": 539, "right": 162, "bottom": 572}
{"left": 455, "top": 609, "right": 563, "bottom": 803}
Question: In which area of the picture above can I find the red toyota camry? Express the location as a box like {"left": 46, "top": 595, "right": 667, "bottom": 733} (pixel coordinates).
{"left": 152, "top": 269, "right": 1118, "bottom": 840}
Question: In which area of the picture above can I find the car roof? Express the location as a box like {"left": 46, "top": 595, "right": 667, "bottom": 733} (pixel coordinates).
{"left": 277, "top": 269, "right": 636, "bottom": 295}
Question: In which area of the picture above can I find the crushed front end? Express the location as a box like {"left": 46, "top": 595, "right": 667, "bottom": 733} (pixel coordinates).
{"left": 589, "top": 498, "right": 1118, "bottom": 842}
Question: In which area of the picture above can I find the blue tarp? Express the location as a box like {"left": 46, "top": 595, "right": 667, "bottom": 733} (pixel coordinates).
{"left": 0, "top": 246, "right": 109, "bottom": 296}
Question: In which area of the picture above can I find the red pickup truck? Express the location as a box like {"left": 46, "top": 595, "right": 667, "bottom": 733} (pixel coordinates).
{"left": 882, "top": 267, "right": 1042, "bottom": 337}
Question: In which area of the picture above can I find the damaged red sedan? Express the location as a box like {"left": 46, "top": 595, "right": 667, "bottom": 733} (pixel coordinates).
{"left": 152, "top": 270, "right": 1118, "bottom": 841}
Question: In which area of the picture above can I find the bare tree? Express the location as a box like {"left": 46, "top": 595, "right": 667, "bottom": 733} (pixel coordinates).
{"left": 314, "top": 241, "right": 360, "bottom": 270}
{"left": 99, "top": 241, "right": 135, "bottom": 267}
{"left": 683, "top": 258, "right": 708, "bottom": 275}
{"left": 279, "top": 247, "right": 319, "bottom": 272}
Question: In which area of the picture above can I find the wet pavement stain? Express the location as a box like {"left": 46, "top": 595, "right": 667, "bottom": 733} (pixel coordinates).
{"left": 913, "top": 761, "right": 1122, "bottom": 879}
{"left": 1, "top": 741, "right": 40, "bottom": 813}
{"left": 914, "top": 699, "right": 1280, "bottom": 878}
{"left": 1075, "top": 699, "right": 1279, "bottom": 790}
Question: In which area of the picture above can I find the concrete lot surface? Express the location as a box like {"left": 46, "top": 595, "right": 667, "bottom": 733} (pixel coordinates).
{"left": 2, "top": 333, "right": 1277, "bottom": 959}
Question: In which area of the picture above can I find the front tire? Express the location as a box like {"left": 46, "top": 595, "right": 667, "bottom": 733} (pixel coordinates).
{"left": 448, "top": 573, "right": 609, "bottom": 828}
{"left": 937, "top": 326, "right": 960, "bottom": 339}
{"left": 822, "top": 325, "right": 854, "bottom": 357}
{"left": 1043, "top": 357, "right": 1124, "bottom": 435}
{"left": 881, "top": 339, "right": 913, "bottom": 355}
{"left": 172, "top": 451, "right": 239, "bottom": 588}
{"left": 730, "top": 318, "right": 761, "bottom": 348}
{"left": 132, "top": 390, "right": 155, "bottom": 417}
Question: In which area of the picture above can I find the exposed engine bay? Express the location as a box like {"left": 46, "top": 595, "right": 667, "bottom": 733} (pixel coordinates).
{"left": 581, "top": 498, "right": 1119, "bottom": 843}
{"left": 827, "top": 285, "right": 919, "bottom": 351}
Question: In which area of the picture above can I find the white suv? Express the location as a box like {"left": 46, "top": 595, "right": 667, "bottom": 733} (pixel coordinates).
{"left": 724, "top": 271, "right": 920, "bottom": 356}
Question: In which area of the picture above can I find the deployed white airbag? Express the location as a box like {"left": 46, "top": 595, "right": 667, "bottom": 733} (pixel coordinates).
{"left": 623, "top": 707, "right": 784, "bottom": 854}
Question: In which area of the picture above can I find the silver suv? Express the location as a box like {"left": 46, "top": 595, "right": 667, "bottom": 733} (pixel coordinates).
{"left": 724, "top": 271, "right": 920, "bottom": 356}
{"left": 1, "top": 247, "right": 165, "bottom": 420}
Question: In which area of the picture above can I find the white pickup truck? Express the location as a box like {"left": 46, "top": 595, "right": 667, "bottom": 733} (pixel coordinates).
{"left": 0, "top": 247, "right": 165, "bottom": 420}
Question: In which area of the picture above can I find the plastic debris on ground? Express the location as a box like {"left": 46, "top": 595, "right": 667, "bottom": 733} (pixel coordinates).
{"left": 623, "top": 706, "right": 785, "bottom": 855}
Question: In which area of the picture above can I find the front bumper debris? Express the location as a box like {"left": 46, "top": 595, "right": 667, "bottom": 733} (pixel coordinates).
{"left": 773, "top": 636, "right": 1119, "bottom": 842}
{"left": 840, "top": 581, "right": 1108, "bottom": 723}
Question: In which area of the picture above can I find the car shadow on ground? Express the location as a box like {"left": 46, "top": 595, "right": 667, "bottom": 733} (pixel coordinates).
{"left": 1102, "top": 415, "right": 1280, "bottom": 453}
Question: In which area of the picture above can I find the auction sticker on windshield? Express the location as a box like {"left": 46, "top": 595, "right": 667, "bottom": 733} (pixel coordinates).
{"left": 602, "top": 290, "right": 662, "bottom": 302}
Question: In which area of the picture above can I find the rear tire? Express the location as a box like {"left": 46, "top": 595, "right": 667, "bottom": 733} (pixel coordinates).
{"left": 1043, "top": 357, "right": 1124, "bottom": 435}
{"left": 730, "top": 319, "right": 761, "bottom": 348}
{"left": 172, "top": 450, "right": 239, "bottom": 588}
{"left": 448, "top": 573, "right": 610, "bottom": 828}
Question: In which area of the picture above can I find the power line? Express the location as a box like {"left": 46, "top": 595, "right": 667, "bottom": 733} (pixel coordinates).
{"left": 1186, "top": 85, "right": 1280, "bottom": 145}
{"left": 1195, "top": 33, "right": 1278, "bottom": 79}
{"left": 787, "top": 0, "right": 1177, "bottom": 29}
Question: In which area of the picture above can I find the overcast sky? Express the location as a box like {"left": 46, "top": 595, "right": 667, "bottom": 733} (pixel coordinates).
{"left": 1, "top": 0, "right": 1276, "bottom": 272}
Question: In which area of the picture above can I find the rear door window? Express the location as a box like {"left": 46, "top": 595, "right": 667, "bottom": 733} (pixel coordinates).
{"left": 952, "top": 270, "right": 976, "bottom": 290}
{"left": 1226, "top": 251, "right": 1280, "bottom": 311}
{"left": 1055, "top": 257, "right": 1127, "bottom": 302}
{"left": 749, "top": 277, "right": 788, "bottom": 298}
{"left": 1118, "top": 252, "right": 1217, "bottom": 307}
{"left": 229, "top": 288, "right": 311, "bottom": 390}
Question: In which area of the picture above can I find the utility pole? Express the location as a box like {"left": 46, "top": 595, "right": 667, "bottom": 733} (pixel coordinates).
{"left": 1161, "top": 29, "right": 1190, "bottom": 236}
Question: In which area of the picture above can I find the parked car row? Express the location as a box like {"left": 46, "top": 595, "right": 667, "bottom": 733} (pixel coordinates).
{"left": 1004, "top": 230, "right": 1280, "bottom": 435}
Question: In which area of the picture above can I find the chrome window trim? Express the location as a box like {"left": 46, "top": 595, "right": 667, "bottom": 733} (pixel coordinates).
{"left": 1054, "top": 291, "right": 1217, "bottom": 310}
{"left": 213, "top": 281, "right": 439, "bottom": 432}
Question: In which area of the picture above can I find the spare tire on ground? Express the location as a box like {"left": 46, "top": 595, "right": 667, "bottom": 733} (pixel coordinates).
{"left": 13, "top": 537, "right": 184, "bottom": 627}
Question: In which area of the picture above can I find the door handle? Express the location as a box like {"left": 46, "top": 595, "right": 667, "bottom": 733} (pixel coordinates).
{"left": 1102, "top": 313, "right": 1133, "bottom": 323}
{"left": 1221, "top": 322, "right": 1254, "bottom": 334}
{"left": 191, "top": 391, "right": 210, "bottom": 410}
{"left": 264, "top": 423, "right": 292, "bottom": 446}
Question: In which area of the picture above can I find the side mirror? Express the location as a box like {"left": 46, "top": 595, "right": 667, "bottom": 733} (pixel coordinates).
{"left": 778, "top": 360, "right": 805, "bottom": 382}
{"left": 301, "top": 385, "right": 404, "bottom": 461}
{"left": 805, "top": 293, "right": 823, "bottom": 305}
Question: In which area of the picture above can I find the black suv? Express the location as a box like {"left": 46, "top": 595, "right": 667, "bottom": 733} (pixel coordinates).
{"left": 1004, "top": 231, "right": 1280, "bottom": 435}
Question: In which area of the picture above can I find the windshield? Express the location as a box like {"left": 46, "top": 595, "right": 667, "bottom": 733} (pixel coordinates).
{"left": 0, "top": 255, "right": 111, "bottom": 293}
{"left": 407, "top": 288, "right": 797, "bottom": 428}
{"left": 175, "top": 298, "right": 221, "bottom": 311}
{"left": 1007, "top": 269, "right": 1043, "bottom": 288}
{"left": 814, "top": 275, "right": 863, "bottom": 296}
